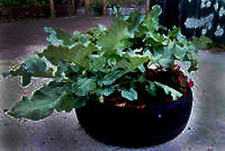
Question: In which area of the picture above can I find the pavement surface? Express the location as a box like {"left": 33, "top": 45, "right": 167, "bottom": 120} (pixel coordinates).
{"left": 0, "top": 15, "right": 224, "bottom": 151}
{"left": 0, "top": 15, "right": 113, "bottom": 62}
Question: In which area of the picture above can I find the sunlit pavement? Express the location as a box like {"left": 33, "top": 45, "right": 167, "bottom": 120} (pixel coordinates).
{"left": 0, "top": 15, "right": 224, "bottom": 151}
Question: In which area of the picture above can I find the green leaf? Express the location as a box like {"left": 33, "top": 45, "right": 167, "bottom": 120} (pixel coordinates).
{"left": 152, "top": 46, "right": 174, "bottom": 68}
{"left": 55, "top": 60, "right": 70, "bottom": 82}
{"left": 146, "top": 81, "right": 157, "bottom": 96}
{"left": 168, "top": 26, "right": 181, "bottom": 39}
{"left": 73, "top": 78, "right": 97, "bottom": 96}
{"left": 7, "top": 58, "right": 54, "bottom": 87}
{"left": 181, "top": 53, "right": 196, "bottom": 62}
{"left": 191, "top": 35, "right": 213, "bottom": 50}
{"left": 24, "top": 57, "right": 47, "bottom": 74}
{"left": 95, "top": 23, "right": 107, "bottom": 32}
{"left": 98, "top": 69, "right": 123, "bottom": 86}
{"left": 44, "top": 27, "right": 75, "bottom": 46}
{"left": 37, "top": 43, "right": 99, "bottom": 69}
{"left": 121, "top": 88, "right": 137, "bottom": 101}
{"left": 126, "top": 10, "right": 145, "bottom": 38}
{"left": 188, "top": 60, "right": 198, "bottom": 73}
{"left": 73, "top": 98, "right": 87, "bottom": 108}
{"left": 176, "top": 30, "right": 189, "bottom": 46}
{"left": 78, "top": 34, "right": 91, "bottom": 46}
{"left": 64, "top": 64, "right": 80, "bottom": 81}
{"left": 73, "top": 31, "right": 82, "bottom": 42}
{"left": 7, "top": 63, "right": 32, "bottom": 87}
{"left": 21, "top": 72, "right": 32, "bottom": 87}
{"left": 89, "top": 54, "right": 107, "bottom": 72}
{"left": 143, "top": 5, "right": 162, "bottom": 31}
{"left": 151, "top": 5, "right": 163, "bottom": 17}
{"left": 7, "top": 81, "right": 69, "bottom": 121}
{"left": 97, "top": 19, "right": 130, "bottom": 57}
{"left": 138, "top": 64, "right": 145, "bottom": 73}
{"left": 97, "top": 86, "right": 114, "bottom": 96}
{"left": 135, "top": 25, "right": 148, "bottom": 38}
{"left": 54, "top": 91, "right": 76, "bottom": 113}
{"left": 54, "top": 29, "right": 75, "bottom": 46}
{"left": 100, "top": 54, "right": 149, "bottom": 86}
{"left": 145, "top": 31, "right": 169, "bottom": 47}
{"left": 154, "top": 81, "right": 183, "bottom": 100}
{"left": 115, "top": 53, "right": 149, "bottom": 72}
{"left": 44, "top": 27, "right": 63, "bottom": 45}
{"left": 144, "top": 37, "right": 164, "bottom": 47}
{"left": 112, "top": 6, "right": 126, "bottom": 20}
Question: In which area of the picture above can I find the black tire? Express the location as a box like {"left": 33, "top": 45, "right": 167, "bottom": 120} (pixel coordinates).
{"left": 76, "top": 87, "right": 193, "bottom": 148}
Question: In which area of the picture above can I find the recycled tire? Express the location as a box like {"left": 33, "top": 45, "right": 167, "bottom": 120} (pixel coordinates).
{"left": 76, "top": 87, "right": 193, "bottom": 148}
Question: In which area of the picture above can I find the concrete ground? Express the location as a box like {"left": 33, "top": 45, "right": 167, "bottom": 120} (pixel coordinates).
{"left": 0, "top": 16, "right": 224, "bottom": 151}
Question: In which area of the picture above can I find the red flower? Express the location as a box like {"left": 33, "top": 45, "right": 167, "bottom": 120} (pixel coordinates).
{"left": 178, "top": 77, "right": 183, "bottom": 83}
{"left": 137, "top": 104, "right": 146, "bottom": 109}
{"left": 171, "top": 65, "right": 175, "bottom": 70}
{"left": 126, "top": 104, "right": 136, "bottom": 108}
{"left": 148, "top": 71, "right": 154, "bottom": 77}
{"left": 183, "top": 88, "right": 187, "bottom": 94}
{"left": 174, "top": 98, "right": 180, "bottom": 102}
{"left": 153, "top": 70, "right": 158, "bottom": 73}
{"left": 188, "top": 79, "right": 195, "bottom": 88}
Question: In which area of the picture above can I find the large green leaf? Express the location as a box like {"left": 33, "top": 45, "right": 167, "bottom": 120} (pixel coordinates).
{"left": 97, "top": 19, "right": 130, "bottom": 57}
{"left": 54, "top": 91, "right": 76, "bottom": 113}
{"left": 7, "top": 59, "right": 54, "bottom": 87}
{"left": 7, "top": 81, "right": 70, "bottom": 121}
{"left": 99, "top": 54, "right": 149, "bottom": 86}
{"left": 37, "top": 43, "right": 99, "bottom": 69}
{"left": 73, "top": 78, "right": 97, "bottom": 96}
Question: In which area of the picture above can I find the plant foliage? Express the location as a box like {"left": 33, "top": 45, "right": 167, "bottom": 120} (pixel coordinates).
{"left": 2, "top": 5, "right": 212, "bottom": 121}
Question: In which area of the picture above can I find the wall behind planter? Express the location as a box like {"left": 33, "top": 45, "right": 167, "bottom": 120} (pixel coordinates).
{"left": 180, "top": 0, "right": 225, "bottom": 44}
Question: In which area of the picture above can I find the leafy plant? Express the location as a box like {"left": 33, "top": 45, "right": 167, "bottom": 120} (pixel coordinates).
{"left": 0, "top": 0, "right": 50, "bottom": 7}
{"left": 2, "top": 5, "right": 212, "bottom": 121}
{"left": 89, "top": 0, "right": 104, "bottom": 16}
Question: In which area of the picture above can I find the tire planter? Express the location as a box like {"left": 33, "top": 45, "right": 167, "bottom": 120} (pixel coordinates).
{"left": 76, "top": 87, "right": 192, "bottom": 148}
